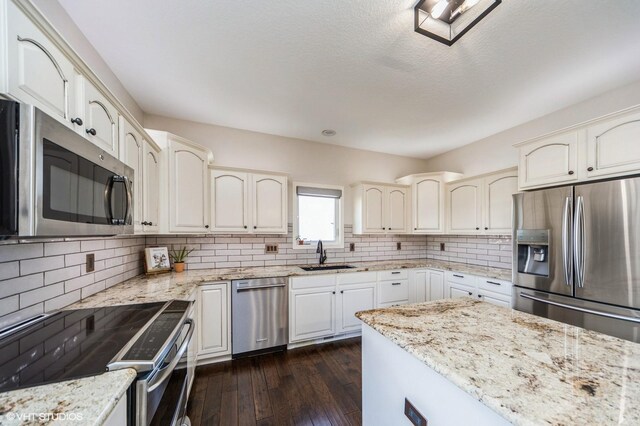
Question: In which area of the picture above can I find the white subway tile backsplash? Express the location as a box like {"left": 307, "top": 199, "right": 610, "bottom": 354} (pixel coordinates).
{"left": 20, "top": 256, "right": 65, "bottom": 275}
{"left": 0, "top": 274, "right": 44, "bottom": 299}
{"left": 44, "top": 241, "right": 81, "bottom": 256}
{"left": 426, "top": 234, "right": 512, "bottom": 269}
{"left": 0, "top": 262, "right": 19, "bottom": 281}
{"left": 20, "top": 283, "right": 64, "bottom": 308}
{"left": 44, "top": 266, "right": 81, "bottom": 285}
{"left": 0, "top": 244, "right": 43, "bottom": 262}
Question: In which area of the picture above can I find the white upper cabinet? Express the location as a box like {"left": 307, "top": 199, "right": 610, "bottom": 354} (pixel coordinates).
{"left": 210, "top": 168, "right": 288, "bottom": 234}
{"left": 445, "top": 168, "right": 517, "bottom": 235}
{"left": 211, "top": 170, "right": 249, "bottom": 232}
{"left": 142, "top": 140, "right": 161, "bottom": 234}
{"left": 483, "top": 170, "right": 518, "bottom": 234}
{"left": 586, "top": 110, "right": 640, "bottom": 179}
{"left": 5, "top": 0, "right": 80, "bottom": 126}
{"left": 252, "top": 173, "right": 288, "bottom": 233}
{"left": 397, "top": 172, "right": 464, "bottom": 234}
{"left": 169, "top": 137, "right": 210, "bottom": 233}
{"left": 446, "top": 179, "right": 482, "bottom": 233}
{"left": 81, "top": 80, "right": 119, "bottom": 156}
{"left": 517, "top": 132, "right": 579, "bottom": 190}
{"left": 352, "top": 183, "right": 409, "bottom": 234}
{"left": 119, "top": 117, "right": 143, "bottom": 232}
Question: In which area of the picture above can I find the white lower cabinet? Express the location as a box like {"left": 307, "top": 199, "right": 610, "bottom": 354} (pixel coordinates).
{"left": 290, "top": 287, "right": 336, "bottom": 342}
{"left": 409, "top": 269, "right": 445, "bottom": 303}
{"left": 197, "top": 282, "right": 231, "bottom": 360}
{"left": 103, "top": 394, "right": 127, "bottom": 426}
{"left": 445, "top": 271, "right": 513, "bottom": 307}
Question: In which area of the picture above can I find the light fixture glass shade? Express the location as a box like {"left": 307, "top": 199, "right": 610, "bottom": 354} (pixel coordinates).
{"left": 414, "top": 0, "right": 501, "bottom": 46}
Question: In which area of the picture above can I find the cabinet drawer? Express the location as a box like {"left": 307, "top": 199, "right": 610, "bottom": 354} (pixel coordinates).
{"left": 378, "top": 280, "right": 409, "bottom": 304}
{"left": 477, "top": 277, "right": 512, "bottom": 296}
{"left": 378, "top": 270, "right": 408, "bottom": 281}
{"left": 478, "top": 289, "right": 511, "bottom": 308}
{"left": 290, "top": 275, "right": 336, "bottom": 290}
{"left": 444, "top": 271, "right": 476, "bottom": 286}
{"left": 337, "top": 271, "right": 377, "bottom": 285}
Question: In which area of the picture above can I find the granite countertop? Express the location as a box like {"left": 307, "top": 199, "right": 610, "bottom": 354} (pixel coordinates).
{"left": 356, "top": 298, "right": 640, "bottom": 426}
{"left": 0, "top": 369, "right": 136, "bottom": 425}
{"left": 67, "top": 259, "right": 511, "bottom": 309}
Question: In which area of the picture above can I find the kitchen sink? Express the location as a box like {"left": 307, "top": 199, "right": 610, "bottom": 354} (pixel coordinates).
{"left": 300, "top": 264, "right": 356, "bottom": 271}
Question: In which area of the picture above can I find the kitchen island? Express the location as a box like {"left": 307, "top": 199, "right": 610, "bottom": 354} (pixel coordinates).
{"left": 356, "top": 298, "right": 640, "bottom": 426}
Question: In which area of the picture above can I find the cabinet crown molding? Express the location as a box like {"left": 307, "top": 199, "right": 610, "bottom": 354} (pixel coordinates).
{"left": 395, "top": 171, "right": 465, "bottom": 185}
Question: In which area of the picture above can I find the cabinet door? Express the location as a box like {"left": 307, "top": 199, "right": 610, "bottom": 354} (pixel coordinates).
{"left": 142, "top": 141, "right": 160, "bottom": 233}
{"left": 197, "top": 283, "right": 230, "bottom": 356}
{"left": 169, "top": 139, "right": 209, "bottom": 232}
{"left": 386, "top": 187, "right": 408, "bottom": 233}
{"left": 413, "top": 178, "right": 442, "bottom": 233}
{"left": 447, "top": 282, "right": 475, "bottom": 299}
{"left": 338, "top": 284, "right": 376, "bottom": 333}
{"left": 6, "top": 1, "right": 79, "bottom": 126}
{"left": 82, "top": 81, "right": 119, "bottom": 156}
{"left": 478, "top": 291, "right": 511, "bottom": 308}
{"left": 252, "top": 174, "right": 287, "bottom": 233}
{"left": 483, "top": 171, "right": 518, "bottom": 234}
{"left": 363, "top": 185, "right": 385, "bottom": 233}
{"left": 290, "top": 288, "right": 335, "bottom": 342}
{"left": 447, "top": 180, "right": 482, "bottom": 234}
{"left": 119, "top": 118, "right": 143, "bottom": 232}
{"left": 586, "top": 110, "right": 640, "bottom": 179}
{"left": 519, "top": 132, "right": 578, "bottom": 189}
{"left": 211, "top": 170, "right": 249, "bottom": 233}
{"left": 427, "top": 270, "right": 445, "bottom": 301}
{"left": 409, "top": 270, "right": 427, "bottom": 303}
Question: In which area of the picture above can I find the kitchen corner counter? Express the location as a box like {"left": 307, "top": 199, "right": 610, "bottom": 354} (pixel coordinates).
{"left": 0, "top": 368, "right": 136, "bottom": 425}
{"left": 66, "top": 259, "right": 511, "bottom": 309}
{"left": 356, "top": 298, "right": 640, "bottom": 425}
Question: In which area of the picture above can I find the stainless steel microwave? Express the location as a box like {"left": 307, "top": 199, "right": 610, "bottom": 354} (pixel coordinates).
{"left": 0, "top": 100, "right": 133, "bottom": 237}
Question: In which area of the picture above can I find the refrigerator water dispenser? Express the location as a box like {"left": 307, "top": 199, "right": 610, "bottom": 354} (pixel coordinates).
{"left": 516, "top": 230, "right": 550, "bottom": 277}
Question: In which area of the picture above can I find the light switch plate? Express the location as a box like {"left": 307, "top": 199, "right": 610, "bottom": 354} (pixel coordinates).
{"left": 265, "top": 244, "right": 279, "bottom": 254}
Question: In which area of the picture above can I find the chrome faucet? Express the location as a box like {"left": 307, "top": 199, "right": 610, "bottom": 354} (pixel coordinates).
{"left": 316, "top": 240, "right": 327, "bottom": 265}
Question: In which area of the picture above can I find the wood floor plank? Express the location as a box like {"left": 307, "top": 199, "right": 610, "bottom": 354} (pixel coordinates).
{"left": 186, "top": 370, "right": 208, "bottom": 425}
{"left": 268, "top": 384, "right": 294, "bottom": 426}
{"left": 345, "top": 410, "right": 362, "bottom": 426}
{"left": 250, "top": 357, "right": 274, "bottom": 420}
{"left": 220, "top": 390, "right": 239, "bottom": 426}
{"left": 201, "top": 373, "right": 224, "bottom": 425}
{"left": 236, "top": 358, "right": 257, "bottom": 426}
{"left": 261, "top": 353, "right": 281, "bottom": 389}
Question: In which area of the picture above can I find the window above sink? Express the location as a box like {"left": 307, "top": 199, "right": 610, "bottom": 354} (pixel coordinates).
{"left": 293, "top": 182, "right": 344, "bottom": 250}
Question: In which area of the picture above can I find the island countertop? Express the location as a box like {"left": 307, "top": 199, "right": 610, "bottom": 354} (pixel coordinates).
{"left": 356, "top": 298, "right": 640, "bottom": 426}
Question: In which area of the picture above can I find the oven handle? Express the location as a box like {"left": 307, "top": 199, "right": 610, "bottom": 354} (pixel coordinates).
{"left": 147, "top": 319, "right": 194, "bottom": 393}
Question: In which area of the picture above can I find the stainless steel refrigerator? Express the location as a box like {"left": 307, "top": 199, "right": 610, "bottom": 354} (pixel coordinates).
{"left": 513, "top": 176, "right": 640, "bottom": 343}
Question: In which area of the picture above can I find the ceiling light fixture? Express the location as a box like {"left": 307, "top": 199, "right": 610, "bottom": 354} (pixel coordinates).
{"left": 321, "top": 129, "right": 336, "bottom": 137}
{"left": 414, "top": 0, "right": 501, "bottom": 46}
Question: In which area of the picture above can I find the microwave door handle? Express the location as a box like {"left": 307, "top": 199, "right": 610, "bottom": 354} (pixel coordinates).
{"left": 562, "top": 196, "right": 573, "bottom": 286}
{"left": 122, "top": 176, "right": 133, "bottom": 225}
{"left": 103, "top": 176, "right": 115, "bottom": 224}
{"left": 147, "top": 319, "right": 194, "bottom": 392}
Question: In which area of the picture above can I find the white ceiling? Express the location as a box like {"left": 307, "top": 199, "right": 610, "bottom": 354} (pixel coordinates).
{"left": 58, "top": 0, "right": 640, "bottom": 159}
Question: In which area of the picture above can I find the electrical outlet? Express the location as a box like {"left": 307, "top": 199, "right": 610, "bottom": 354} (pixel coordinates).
{"left": 265, "top": 244, "right": 279, "bottom": 254}
{"left": 440, "top": 242, "right": 445, "bottom": 251}
{"left": 349, "top": 243, "right": 355, "bottom": 252}
{"left": 397, "top": 242, "right": 401, "bottom": 250}
{"left": 85, "top": 253, "right": 95, "bottom": 272}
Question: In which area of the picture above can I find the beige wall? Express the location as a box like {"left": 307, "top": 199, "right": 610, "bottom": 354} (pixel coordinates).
{"left": 31, "top": 0, "right": 144, "bottom": 122}
{"left": 144, "top": 114, "right": 430, "bottom": 222}
{"left": 422, "top": 79, "right": 640, "bottom": 176}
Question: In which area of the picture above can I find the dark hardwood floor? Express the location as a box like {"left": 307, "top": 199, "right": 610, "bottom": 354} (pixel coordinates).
{"left": 187, "top": 337, "right": 362, "bottom": 426}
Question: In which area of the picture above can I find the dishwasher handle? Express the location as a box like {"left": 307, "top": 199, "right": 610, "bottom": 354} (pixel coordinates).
{"left": 235, "top": 282, "right": 287, "bottom": 292}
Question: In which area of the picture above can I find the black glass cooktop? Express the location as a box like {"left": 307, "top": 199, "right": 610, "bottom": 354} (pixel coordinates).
{"left": 0, "top": 302, "right": 166, "bottom": 392}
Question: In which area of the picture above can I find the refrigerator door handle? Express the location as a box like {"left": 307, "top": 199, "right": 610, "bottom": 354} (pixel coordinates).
{"left": 520, "top": 292, "right": 640, "bottom": 324}
{"left": 573, "top": 195, "right": 585, "bottom": 288}
{"left": 562, "top": 196, "right": 573, "bottom": 287}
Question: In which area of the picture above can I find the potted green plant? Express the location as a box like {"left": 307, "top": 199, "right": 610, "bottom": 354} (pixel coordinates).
{"left": 169, "top": 247, "right": 194, "bottom": 273}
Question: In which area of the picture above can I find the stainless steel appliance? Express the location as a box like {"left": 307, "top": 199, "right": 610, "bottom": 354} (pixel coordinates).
{"left": 0, "top": 100, "right": 133, "bottom": 237}
{"left": 232, "top": 277, "right": 288, "bottom": 357}
{"left": 0, "top": 300, "right": 194, "bottom": 426}
{"left": 513, "top": 177, "right": 640, "bottom": 342}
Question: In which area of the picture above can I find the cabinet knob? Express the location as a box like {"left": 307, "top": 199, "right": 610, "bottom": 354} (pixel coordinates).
{"left": 254, "top": 226, "right": 257, "bottom": 229}
{"left": 244, "top": 225, "right": 247, "bottom": 229}
{"left": 568, "top": 170, "right": 574, "bottom": 175}
{"left": 71, "top": 117, "right": 83, "bottom": 126}
{"left": 340, "top": 290, "right": 344, "bottom": 294}
{"left": 148, "top": 222, "right": 153, "bottom": 226}
{"left": 204, "top": 225, "right": 209, "bottom": 229}
{"left": 382, "top": 227, "right": 386, "bottom": 230}
{"left": 476, "top": 227, "right": 480, "bottom": 230}
{"left": 468, "top": 292, "right": 473, "bottom": 296}
{"left": 587, "top": 167, "right": 594, "bottom": 172}
{"left": 477, "top": 295, "right": 482, "bottom": 298}
{"left": 414, "top": 228, "right": 417, "bottom": 231}
{"left": 141, "top": 221, "right": 148, "bottom": 226}
{"left": 332, "top": 291, "right": 336, "bottom": 295}
{"left": 484, "top": 227, "right": 488, "bottom": 230}
{"left": 86, "top": 128, "right": 97, "bottom": 136}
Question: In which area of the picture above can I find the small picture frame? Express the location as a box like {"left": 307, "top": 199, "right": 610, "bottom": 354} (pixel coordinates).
{"left": 144, "top": 247, "right": 171, "bottom": 274}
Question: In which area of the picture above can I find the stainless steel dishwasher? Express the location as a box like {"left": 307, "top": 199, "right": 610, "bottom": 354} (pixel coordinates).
{"left": 231, "top": 277, "right": 288, "bottom": 357}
